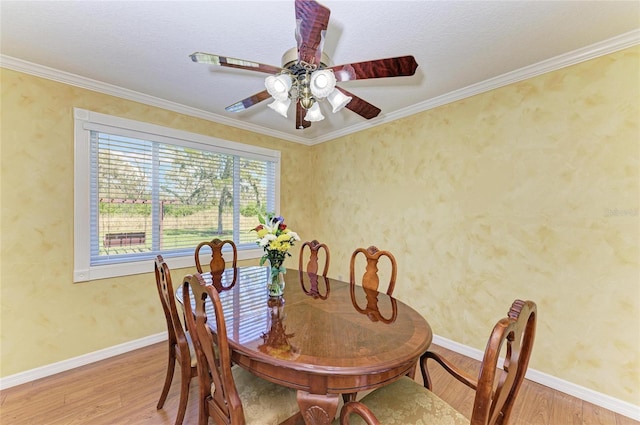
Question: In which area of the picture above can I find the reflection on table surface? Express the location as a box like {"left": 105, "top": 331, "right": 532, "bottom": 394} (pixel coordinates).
{"left": 182, "top": 266, "right": 431, "bottom": 372}
{"left": 258, "top": 296, "right": 300, "bottom": 360}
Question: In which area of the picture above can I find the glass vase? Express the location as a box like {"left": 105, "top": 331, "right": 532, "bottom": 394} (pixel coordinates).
{"left": 268, "top": 268, "right": 286, "bottom": 297}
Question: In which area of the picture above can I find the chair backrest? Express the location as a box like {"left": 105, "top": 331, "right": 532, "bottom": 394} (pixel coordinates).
{"left": 471, "top": 299, "right": 537, "bottom": 425}
{"left": 194, "top": 238, "right": 238, "bottom": 291}
{"left": 154, "top": 255, "right": 189, "bottom": 353}
{"left": 182, "top": 273, "right": 245, "bottom": 424}
{"left": 299, "top": 239, "right": 330, "bottom": 277}
{"left": 349, "top": 246, "right": 397, "bottom": 296}
{"left": 299, "top": 240, "right": 331, "bottom": 298}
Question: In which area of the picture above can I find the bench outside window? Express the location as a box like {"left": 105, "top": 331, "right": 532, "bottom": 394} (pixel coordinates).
{"left": 103, "top": 232, "right": 146, "bottom": 248}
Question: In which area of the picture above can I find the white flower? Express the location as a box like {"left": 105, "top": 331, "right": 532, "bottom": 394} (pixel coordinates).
{"left": 287, "top": 231, "right": 300, "bottom": 241}
{"left": 258, "top": 233, "right": 277, "bottom": 247}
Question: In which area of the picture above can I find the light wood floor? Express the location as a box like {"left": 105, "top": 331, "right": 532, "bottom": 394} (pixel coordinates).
{"left": 1, "top": 342, "right": 637, "bottom": 425}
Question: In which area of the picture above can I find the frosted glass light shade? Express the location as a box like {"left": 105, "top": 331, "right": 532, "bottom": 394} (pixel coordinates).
{"left": 304, "top": 102, "right": 325, "bottom": 122}
{"left": 265, "top": 74, "right": 292, "bottom": 101}
{"left": 309, "top": 70, "right": 336, "bottom": 98}
{"left": 327, "top": 89, "right": 352, "bottom": 113}
{"left": 268, "top": 97, "right": 291, "bottom": 118}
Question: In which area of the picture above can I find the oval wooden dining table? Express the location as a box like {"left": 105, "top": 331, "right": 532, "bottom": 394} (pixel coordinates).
{"left": 181, "top": 266, "right": 432, "bottom": 425}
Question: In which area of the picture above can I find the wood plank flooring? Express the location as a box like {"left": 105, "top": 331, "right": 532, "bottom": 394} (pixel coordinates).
{"left": 0, "top": 342, "right": 637, "bottom": 425}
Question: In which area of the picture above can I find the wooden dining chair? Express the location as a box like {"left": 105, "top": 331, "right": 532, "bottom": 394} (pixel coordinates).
{"left": 154, "top": 255, "right": 198, "bottom": 425}
{"left": 299, "top": 239, "right": 330, "bottom": 298}
{"left": 194, "top": 238, "right": 238, "bottom": 291}
{"left": 343, "top": 245, "right": 398, "bottom": 403}
{"left": 182, "top": 273, "right": 303, "bottom": 425}
{"left": 299, "top": 239, "right": 330, "bottom": 277}
{"left": 349, "top": 246, "right": 397, "bottom": 296}
{"left": 337, "top": 299, "right": 537, "bottom": 425}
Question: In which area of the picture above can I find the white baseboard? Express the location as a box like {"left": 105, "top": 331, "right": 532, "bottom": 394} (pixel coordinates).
{"left": 1, "top": 332, "right": 638, "bottom": 421}
{"left": 432, "top": 335, "right": 640, "bottom": 422}
{"left": 0, "top": 332, "right": 166, "bottom": 391}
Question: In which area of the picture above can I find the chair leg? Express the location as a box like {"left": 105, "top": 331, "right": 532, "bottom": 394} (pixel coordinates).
{"left": 198, "top": 383, "right": 209, "bottom": 425}
{"left": 157, "top": 347, "right": 177, "bottom": 409}
{"left": 198, "top": 401, "right": 208, "bottom": 425}
{"left": 174, "top": 362, "right": 192, "bottom": 425}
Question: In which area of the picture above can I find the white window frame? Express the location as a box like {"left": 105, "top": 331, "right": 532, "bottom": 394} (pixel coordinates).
{"left": 73, "top": 108, "right": 280, "bottom": 282}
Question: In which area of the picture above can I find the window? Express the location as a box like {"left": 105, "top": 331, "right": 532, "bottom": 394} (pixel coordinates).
{"left": 74, "top": 108, "right": 280, "bottom": 282}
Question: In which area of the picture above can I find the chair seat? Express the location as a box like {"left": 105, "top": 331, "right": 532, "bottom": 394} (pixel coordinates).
{"left": 334, "top": 300, "right": 536, "bottom": 425}
{"left": 333, "top": 376, "right": 469, "bottom": 425}
{"left": 215, "top": 366, "right": 301, "bottom": 425}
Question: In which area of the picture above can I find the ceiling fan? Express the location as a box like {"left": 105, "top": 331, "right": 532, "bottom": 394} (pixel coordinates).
{"left": 190, "top": 0, "right": 418, "bottom": 130}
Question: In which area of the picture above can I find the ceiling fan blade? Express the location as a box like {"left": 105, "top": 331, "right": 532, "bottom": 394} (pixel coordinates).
{"left": 225, "top": 90, "right": 271, "bottom": 113}
{"left": 190, "top": 52, "right": 283, "bottom": 75}
{"left": 295, "top": 0, "right": 330, "bottom": 67}
{"left": 336, "top": 87, "right": 381, "bottom": 119}
{"left": 296, "top": 102, "right": 312, "bottom": 129}
{"left": 329, "top": 56, "right": 419, "bottom": 82}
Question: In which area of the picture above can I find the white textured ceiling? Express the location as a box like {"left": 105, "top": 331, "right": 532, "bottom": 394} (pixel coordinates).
{"left": 1, "top": 1, "right": 639, "bottom": 144}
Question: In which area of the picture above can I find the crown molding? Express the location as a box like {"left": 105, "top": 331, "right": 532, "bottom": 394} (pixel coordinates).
{"left": 309, "top": 28, "right": 640, "bottom": 145}
{"left": 2, "top": 29, "right": 639, "bottom": 146}
{"left": 0, "top": 55, "right": 312, "bottom": 145}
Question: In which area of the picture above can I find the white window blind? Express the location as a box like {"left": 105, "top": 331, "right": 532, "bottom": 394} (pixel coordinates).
{"left": 74, "top": 108, "right": 280, "bottom": 282}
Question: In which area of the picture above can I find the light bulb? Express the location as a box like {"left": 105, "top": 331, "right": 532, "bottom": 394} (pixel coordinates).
{"left": 309, "top": 70, "right": 336, "bottom": 98}
{"left": 274, "top": 79, "right": 287, "bottom": 92}
{"left": 315, "top": 74, "right": 328, "bottom": 89}
{"left": 265, "top": 74, "right": 292, "bottom": 101}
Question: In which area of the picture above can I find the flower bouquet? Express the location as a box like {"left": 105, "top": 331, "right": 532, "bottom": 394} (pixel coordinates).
{"left": 253, "top": 213, "right": 300, "bottom": 296}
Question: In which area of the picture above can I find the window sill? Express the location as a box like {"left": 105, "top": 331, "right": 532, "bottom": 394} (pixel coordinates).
{"left": 73, "top": 247, "right": 264, "bottom": 282}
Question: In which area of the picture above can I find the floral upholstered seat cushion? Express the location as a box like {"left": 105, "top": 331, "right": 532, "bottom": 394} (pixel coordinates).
{"left": 334, "top": 376, "right": 470, "bottom": 425}
{"left": 213, "top": 365, "right": 301, "bottom": 425}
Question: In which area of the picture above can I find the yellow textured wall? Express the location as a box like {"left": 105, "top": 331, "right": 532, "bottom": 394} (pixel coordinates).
{"left": 1, "top": 46, "right": 638, "bottom": 406}
{"left": 0, "top": 68, "right": 313, "bottom": 376}
{"left": 309, "top": 46, "right": 639, "bottom": 405}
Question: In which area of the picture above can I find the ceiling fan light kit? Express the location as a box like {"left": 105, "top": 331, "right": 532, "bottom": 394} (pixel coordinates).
{"left": 190, "top": 0, "right": 418, "bottom": 129}
{"left": 265, "top": 74, "right": 293, "bottom": 101}
{"left": 268, "top": 97, "right": 292, "bottom": 118}
{"left": 309, "top": 69, "right": 337, "bottom": 98}
{"left": 327, "top": 89, "right": 352, "bottom": 113}
{"left": 304, "top": 102, "right": 325, "bottom": 122}
{"left": 265, "top": 67, "right": 341, "bottom": 122}
{"left": 264, "top": 64, "right": 341, "bottom": 120}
